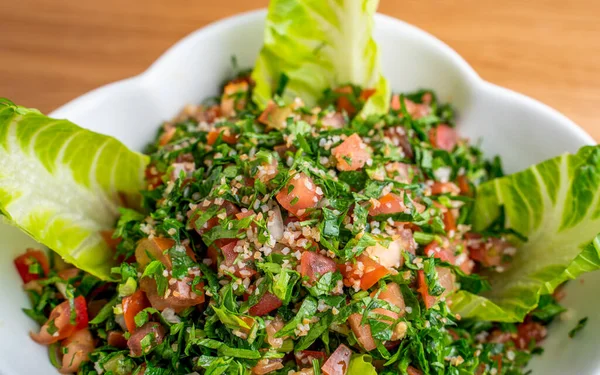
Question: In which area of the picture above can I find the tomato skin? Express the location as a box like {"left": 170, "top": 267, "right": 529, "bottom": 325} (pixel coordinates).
{"left": 442, "top": 211, "right": 457, "bottom": 232}
{"left": 107, "top": 330, "right": 128, "bottom": 349}
{"left": 429, "top": 124, "right": 458, "bottom": 151}
{"left": 340, "top": 254, "right": 390, "bottom": 291}
{"left": 334, "top": 86, "right": 357, "bottom": 116}
{"left": 348, "top": 313, "right": 377, "bottom": 351}
{"left": 221, "top": 81, "right": 249, "bottom": 117}
{"left": 424, "top": 239, "right": 473, "bottom": 275}
{"left": 417, "top": 270, "right": 437, "bottom": 309}
{"left": 258, "top": 101, "right": 293, "bottom": 130}
{"left": 14, "top": 249, "right": 50, "bottom": 283}
{"left": 514, "top": 322, "right": 547, "bottom": 350}
{"left": 60, "top": 328, "right": 94, "bottom": 374}
{"left": 466, "top": 234, "right": 512, "bottom": 268}
{"left": 295, "top": 350, "right": 327, "bottom": 367}
{"left": 30, "top": 296, "right": 88, "bottom": 344}
{"left": 122, "top": 290, "right": 151, "bottom": 333}
{"left": 213, "top": 239, "right": 257, "bottom": 278}
{"left": 300, "top": 251, "right": 337, "bottom": 284}
{"left": 368, "top": 193, "right": 406, "bottom": 216}
{"left": 100, "top": 230, "right": 122, "bottom": 249}
{"left": 135, "top": 237, "right": 176, "bottom": 269}
{"left": 321, "top": 344, "right": 352, "bottom": 375}
{"left": 188, "top": 200, "right": 241, "bottom": 236}
{"left": 390, "top": 95, "right": 430, "bottom": 119}
{"left": 207, "top": 127, "right": 238, "bottom": 146}
{"left": 331, "top": 134, "right": 371, "bottom": 171}
{"left": 407, "top": 366, "right": 424, "bottom": 375}
{"left": 430, "top": 182, "right": 461, "bottom": 195}
{"left": 276, "top": 172, "right": 322, "bottom": 218}
{"left": 249, "top": 292, "right": 283, "bottom": 316}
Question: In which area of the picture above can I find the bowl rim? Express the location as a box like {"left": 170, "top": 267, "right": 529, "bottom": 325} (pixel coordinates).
{"left": 50, "top": 9, "right": 595, "bottom": 146}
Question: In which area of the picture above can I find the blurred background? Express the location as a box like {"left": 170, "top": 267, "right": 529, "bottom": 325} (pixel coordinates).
{"left": 1, "top": 0, "right": 598, "bottom": 139}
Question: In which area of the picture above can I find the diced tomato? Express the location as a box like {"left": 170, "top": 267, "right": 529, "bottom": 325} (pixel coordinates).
{"left": 212, "top": 239, "right": 257, "bottom": 278}
{"left": 407, "top": 366, "right": 424, "bottom": 375}
{"left": 221, "top": 81, "right": 249, "bottom": 117}
{"left": 424, "top": 238, "right": 473, "bottom": 275}
{"left": 107, "top": 330, "right": 128, "bottom": 349}
{"left": 127, "top": 322, "right": 166, "bottom": 357}
{"left": 341, "top": 254, "right": 390, "bottom": 291}
{"left": 456, "top": 175, "right": 471, "bottom": 195}
{"left": 430, "top": 182, "right": 461, "bottom": 196}
{"left": 140, "top": 276, "right": 205, "bottom": 313}
{"left": 466, "top": 234, "right": 513, "bottom": 268}
{"left": 100, "top": 230, "right": 122, "bottom": 249}
{"left": 321, "top": 112, "right": 346, "bottom": 129}
{"left": 375, "top": 283, "right": 406, "bottom": 311}
{"left": 135, "top": 237, "right": 176, "bottom": 269}
{"left": 442, "top": 210, "right": 457, "bottom": 232}
{"left": 295, "top": 350, "right": 327, "bottom": 367}
{"left": 348, "top": 313, "right": 377, "bottom": 351}
{"left": 145, "top": 164, "right": 163, "bottom": 190}
{"left": 158, "top": 126, "right": 176, "bottom": 146}
{"left": 207, "top": 127, "right": 238, "bottom": 146}
{"left": 276, "top": 172, "right": 322, "bottom": 218}
{"left": 122, "top": 290, "right": 151, "bottom": 333}
{"left": 249, "top": 292, "right": 283, "bottom": 316}
{"left": 331, "top": 134, "right": 371, "bottom": 171}
{"left": 258, "top": 101, "right": 293, "bottom": 130}
{"left": 274, "top": 143, "right": 298, "bottom": 158}
{"left": 368, "top": 193, "right": 406, "bottom": 216}
{"left": 300, "top": 251, "right": 337, "bottom": 284}
{"left": 321, "top": 344, "right": 352, "bottom": 375}
{"left": 60, "top": 328, "right": 94, "bottom": 374}
{"left": 334, "top": 86, "right": 356, "bottom": 116}
{"left": 188, "top": 200, "right": 241, "bottom": 236}
{"left": 385, "top": 162, "right": 417, "bottom": 183}
{"left": 365, "top": 231, "right": 416, "bottom": 269}
{"left": 417, "top": 270, "right": 437, "bottom": 309}
{"left": 390, "top": 95, "right": 430, "bottom": 119}
{"left": 429, "top": 124, "right": 458, "bottom": 151}
{"left": 359, "top": 88, "right": 376, "bottom": 101}
{"left": 14, "top": 249, "right": 50, "bottom": 283}
{"left": 514, "top": 322, "right": 547, "bottom": 350}
{"left": 252, "top": 359, "right": 284, "bottom": 375}
{"left": 30, "top": 296, "right": 88, "bottom": 344}
{"left": 58, "top": 268, "right": 80, "bottom": 281}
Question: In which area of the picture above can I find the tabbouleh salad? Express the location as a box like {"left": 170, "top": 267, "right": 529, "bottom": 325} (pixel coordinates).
{"left": 14, "top": 76, "right": 563, "bottom": 375}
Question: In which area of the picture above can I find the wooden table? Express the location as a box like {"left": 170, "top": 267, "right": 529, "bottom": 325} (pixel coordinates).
{"left": 1, "top": 0, "right": 598, "bottom": 140}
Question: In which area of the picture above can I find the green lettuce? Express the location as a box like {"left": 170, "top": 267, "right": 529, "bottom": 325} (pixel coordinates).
{"left": 251, "top": 0, "right": 390, "bottom": 116}
{"left": 347, "top": 354, "right": 377, "bottom": 375}
{"left": 0, "top": 100, "right": 149, "bottom": 279}
{"left": 452, "top": 146, "right": 600, "bottom": 322}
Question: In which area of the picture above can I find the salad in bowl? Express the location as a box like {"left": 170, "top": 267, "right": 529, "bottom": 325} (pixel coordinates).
{"left": 1, "top": 1, "right": 599, "bottom": 375}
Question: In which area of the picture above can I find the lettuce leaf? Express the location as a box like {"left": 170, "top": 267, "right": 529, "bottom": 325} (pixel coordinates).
{"left": 0, "top": 99, "right": 149, "bottom": 279}
{"left": 251, "top": 0, "right": 390, "bottom": 116}
{"left": 347, "top": 354, "right": 377, "bottom": 375}
{"left": 452, "top": 146, "right": 600, "bottom": 322}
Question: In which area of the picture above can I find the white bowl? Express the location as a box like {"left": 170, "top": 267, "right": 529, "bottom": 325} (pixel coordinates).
{"left": 0, "top": 9, "right": 597, "bottom": 375}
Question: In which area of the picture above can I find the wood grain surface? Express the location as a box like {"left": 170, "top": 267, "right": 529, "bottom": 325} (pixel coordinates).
{"left": 1, "top": 0, "right": 598, "bottom": 140}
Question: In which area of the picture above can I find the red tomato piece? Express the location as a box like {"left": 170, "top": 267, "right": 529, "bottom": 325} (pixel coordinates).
{"left": 390, "top": 95, "right": 430, "bottom": 118}
{"left": 107, "top": 330, "right": 128, "bottom": 349}
{"left": 456, "top": 175, "right": 471, "bottom": 195}
{"left": 122, "top": 290, "right": 151, "bottom": 333}
{"left": 359, "top": 88, "right": 376, "bottom": 101}
{"left": 348, "top": 313, "right": 377, "bottom": 351}
{"left": 158, "top": 126, "right": 176, "bottom": 146}
{"left": 276, "top": 172, "right": 322, "bottom": 218}
{"left": 430, "top": 182, "right": 461, "bottom": 195}
{"left": 334, "top": 86, "right": 356, "bottom": 116}
{"left": 340, "top": 254, "right": 389, "bottom": 291}
{"left": 514, "top": 322, "right": 547, "bottom": 349}
{"left": 429, "top": 124, "right": 458, "bottom": 151}
{"left": 188, "top": 200, "right": 241, "bottom": 236}
{"left": 300, "top": 251, "right": 337, "bottom": 284}
{"left": 145, "top": 164, "right": 163, "bottom": 190}
{"left": 30, "top": 296, "right": 88, "bottom": 344}
{"left": 425, "top": 239, "right": 473, "bottom": 275}
{"left": 417, "top": 270, "right": 437, "bottom": 309}
{"left": 295, "top": 350, "right": 327, "bottom": 367}
{"left": 375, "top": 282, "right": 406, "bottom": 311}
{"left": 100, "top": 230, "right": 122, "bottom": 249}
{"left": 14, "top": 249, "right": 50, "bottom": 283}
{"left": 466, "top": 234, "right": 513, "bottom": 268}
{"left": 258, "top": 101, "right": 293, "bottom": 130}
{"left": 331, "top": 134, "right": 371, "bottom": 171}
{"left": 220, "top": 81, "right": 249, "bottom": 117}
{"left": 60, "top": 328, "right": 94, "bottom": 374}
{"left": 135, "top": 237, "right": 176, "bottom": 269}
{"left": 249, "top": 292, "right": 283, "bottom": 316}
{"left": 443, "top": 210, "right": 457, "bottom": 232}
{"left": 321, "top": 344, "right": 352, "bottom": 375}
{"left": 207, "top": 127, "right": 238, "bottom": 146}
{"left": 368, "top": 193, "right": 406, "bottom": 216}
{"left": 407, "top": 366, "right": 424, "bottom": 375}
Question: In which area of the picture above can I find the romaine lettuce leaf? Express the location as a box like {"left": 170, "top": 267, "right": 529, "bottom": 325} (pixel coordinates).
{"left": 0, "top": 99, "right": 149, "bottom": 279}
{"left": 251, "top": 0, "right": 390, "bottom": 116}
{"left": 452, "top": 146, "right": 600, "bottom": 322}
{"left": 347, "top": 354, "right": 377, "bottom": 375}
